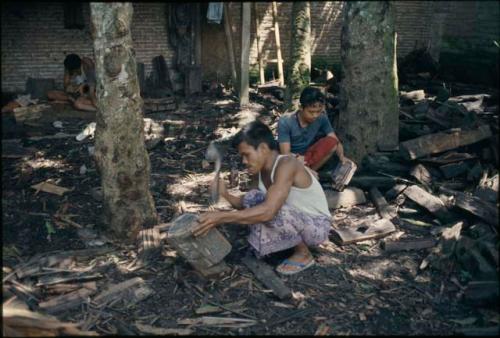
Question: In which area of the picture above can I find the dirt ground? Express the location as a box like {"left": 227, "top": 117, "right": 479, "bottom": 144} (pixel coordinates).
{"left": 2, "top": 88, "right": 499, "bottom": 335}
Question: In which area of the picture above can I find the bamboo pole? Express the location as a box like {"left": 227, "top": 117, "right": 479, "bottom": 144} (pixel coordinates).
{"left": 253, "top": 3, "right": 265, "bottom": 85}
{"left": 272, "top": 2, "right": 284, "bottom": 86}
{"left": 223, "top": 3, "right": 238, "bottom": 90}
{"left": 240, "top": 2, "right": 251, "bottom": 106}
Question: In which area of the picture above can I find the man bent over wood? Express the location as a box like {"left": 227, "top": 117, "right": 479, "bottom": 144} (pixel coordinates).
{"left": 193, "top": 120, "right": 332, "bottom": 275}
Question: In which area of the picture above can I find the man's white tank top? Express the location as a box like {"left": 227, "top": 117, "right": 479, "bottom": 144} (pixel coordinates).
{"left": 258, "top": 155, "right": 331, "bottom": 218}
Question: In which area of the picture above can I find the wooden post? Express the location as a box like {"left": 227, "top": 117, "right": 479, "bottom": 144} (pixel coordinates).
{"left": 271, "top": 2, "right": 284, "bottom": 86}
{"left": 223, "top": 3, "right": 238, "bottom": 91}
{"left": 240, "top": 2, "right": 251, "bottom": 106}
{"left": 194, "top": 3, "right": 202, "bottom": 66}
{"left": 253, "top": 3, "right": 265, "bottom": 85}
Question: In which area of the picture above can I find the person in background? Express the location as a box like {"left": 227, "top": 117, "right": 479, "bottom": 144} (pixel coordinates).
{"left": 47, "top": 53, "right": 97, "bottom": 112}
{"left": 277, "top": 86, "right": 349, "bottom": 175}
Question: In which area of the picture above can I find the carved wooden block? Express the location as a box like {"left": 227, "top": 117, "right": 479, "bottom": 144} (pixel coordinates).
{"left": 166, "top": 213, "right": 232, "bottom": 272}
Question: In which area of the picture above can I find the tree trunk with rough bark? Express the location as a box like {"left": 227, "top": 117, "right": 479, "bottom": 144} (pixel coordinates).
{"left": 90, "top": 3, "right": 158, "bottom": 241}
{"left": 285, "top": 2, "right": 311, "bottom": 111}
{"left": 338, "top": 1, "right": 399, "bottom": 165}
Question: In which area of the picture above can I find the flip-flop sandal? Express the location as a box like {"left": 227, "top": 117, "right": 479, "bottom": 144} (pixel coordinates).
{"left": 276, "top": 258, "right": 315, "bottom": 275}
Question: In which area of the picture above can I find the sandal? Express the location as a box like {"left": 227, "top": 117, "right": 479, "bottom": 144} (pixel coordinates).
{"left": 276, "top": 258, "right": 315, "bottom": 275}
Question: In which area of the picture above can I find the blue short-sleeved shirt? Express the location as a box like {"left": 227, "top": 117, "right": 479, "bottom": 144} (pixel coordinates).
{"left": 277, "top": 111, "right": 334, "bottom": 155}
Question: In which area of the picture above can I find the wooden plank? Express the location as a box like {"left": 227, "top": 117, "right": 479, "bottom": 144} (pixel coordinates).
{"left": 14, "top": 247, "right": 114, "bottom": 279}
{"left": 400, "top": 90, "right": 425, "bottom": 101}
{"left": 455, "top": 326, "right": 500, "bottom": 336}
{"left": 271, "top": 2, "right": 284, "bottom": 86}
{"left": 385, "top": 184, "right": 409, "bottom": 201}
{"left": 43, "top": 281, "right": 97, "bottom": 295}
{"left": 239, "top": 2, "right": 251, "bottom": 106}
{"left": 403, "top": 185, "right": 452, "bottom": 222}
{"left": 410, "top": 164, "right": 432, "bottom": 185}
{"left": 223, "top": 3, "right": 238, "bottom": 89}
{"left": 31, "top": 181, "right": 72, "bottom": 196}
{"left": 38, "top": 286, "right": 97, "bottom": 314}
{"left": 197, "top": 261, "right": 231, "bottom": 278}
{"left": 93, "top": 277, "right": 145, "bottom": 305}
{"left": 135, "top": 323, "right": 193, "bottom": 336}
{"left": 36, "top": 273, "right": 102, "bottom": 287}
{"left": 21, "top": 133, "right": 80, "bottom": 142}
{"left": 1, "top": 140, "right": 37, "bottom": 159}
{"left": 439, "top": 187, "right": 498, "bottom": 226}
{"left": 369, "top": 187, "right": 397, "bottom": 219}
{"left": 331, "top": 158, "right": 357, "bottom": 191}
{"left": 325, "top": 187, "right": 366, "bottom": 209}
{"left": 399, "top": 125, "right": 492, "bottom": 160}
{"left": 3, "top": 303, "right": 98, "bottom": 336}
{"left": 397, "top": 219, "right": 431, "bottom": 234}
{"left": 439, "top": 161, "right": 469, "bottom": 178}
{"left": 463, "top": 281, "right": 499, "bottom": 306}
{"left": 363, "top": 155, "right": 410, "bottom": 176}
{"left": 331, "top": 218, "right": 396, "bottom": 245}
{"left": 418, "top": 151, "right": 476, "bottom": 165}
{"left": 348, "top": 175, "right": 398, "bottom": 189}
{"left": 13, "top": 104, "right": 50, "bottom": 123}
{"left": 382, "top": 238, "right": 437, "bottom": 253}
{"left": 178, "top": 316, "right": 257, "bottom": 328}
{"left": 241, "top": 255, "right": 292, "bottom": 300}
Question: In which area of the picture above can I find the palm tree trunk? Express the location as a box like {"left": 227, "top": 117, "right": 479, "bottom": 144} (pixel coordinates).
{"left": 285, "top": 2, "right": 311, "bottom": 111}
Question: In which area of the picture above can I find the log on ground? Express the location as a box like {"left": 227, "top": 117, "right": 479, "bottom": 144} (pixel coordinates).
{"left": 399, "top": 125, "right": 492, "bottom": 160}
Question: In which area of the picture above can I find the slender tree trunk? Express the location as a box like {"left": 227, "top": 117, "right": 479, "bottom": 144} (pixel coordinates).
{"left": 285, "top": 2, "right": 311, "bottom": 111}
{"left": 338, "top": 1, "right": 399, "bottom": 165}
{"left": 90, "top": 3, "right": 157, "bottom": 241}
{"left": 240, "top": 2, "right": 251, "bottom": 106}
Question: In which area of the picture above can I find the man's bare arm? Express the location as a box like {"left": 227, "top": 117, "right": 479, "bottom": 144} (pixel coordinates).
{"left": 221, "top": 189, "right": 245, "bottom": 210}
{"left": 279, "top": 142, "right": 291, "bottom": 155}
{"left": 193, "top": 158, "right": 297, "bottom": 236}
{"left": 219, "top": 158, "right": 295, "bottom": 223}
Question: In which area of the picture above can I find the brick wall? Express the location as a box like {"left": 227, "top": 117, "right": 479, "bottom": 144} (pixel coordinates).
{"left": 1, "top": 1, "right": 498, "bottom": 93}
{"left": 228, "top": 2, "right": 436, "bottom": 70}
{"left": 1, "top": 2, "right": 173, "bottom": 92}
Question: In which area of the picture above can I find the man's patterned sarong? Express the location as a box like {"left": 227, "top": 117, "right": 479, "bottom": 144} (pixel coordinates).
{"left": 242, "top": 189, "right": 332, "bottom": 257}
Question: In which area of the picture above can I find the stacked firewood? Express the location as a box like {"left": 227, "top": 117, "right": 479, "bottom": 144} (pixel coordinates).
{"left": 322, "top": 86, "right": 498, "bottom": 308}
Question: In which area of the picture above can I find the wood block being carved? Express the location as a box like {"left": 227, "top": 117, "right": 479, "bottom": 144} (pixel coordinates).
{"left": 166, "top": 213, "right": 232, "bottom": 273}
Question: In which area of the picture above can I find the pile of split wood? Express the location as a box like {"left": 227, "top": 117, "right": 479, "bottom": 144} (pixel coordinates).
{"left": 2, "top": 246, "right": 158, "bottom": 335}
{"left": 322, "top": 88, "right": 498, "bottom": 308}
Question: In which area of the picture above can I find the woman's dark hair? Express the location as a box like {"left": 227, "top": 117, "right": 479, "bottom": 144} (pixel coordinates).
{"left": 231, "top": 120, "right": 278, "bottom": 151}
{"left": 299, "top": 86, "right": 325, "bottom": 108}
{"left": 64, "top": 54, "right": 82, "bottom": 72}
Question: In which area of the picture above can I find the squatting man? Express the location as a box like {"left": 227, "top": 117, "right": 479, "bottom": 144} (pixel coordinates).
{"left": 192, "top": 120, "right": 332, "bottom": 275}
